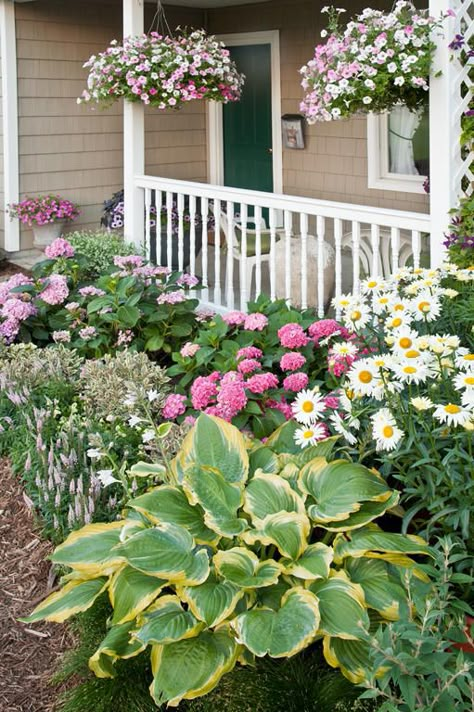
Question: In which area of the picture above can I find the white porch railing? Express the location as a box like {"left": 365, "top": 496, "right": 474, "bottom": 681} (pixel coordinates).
{"left": 135, "top": 175, "right": 431, "bottom": 317}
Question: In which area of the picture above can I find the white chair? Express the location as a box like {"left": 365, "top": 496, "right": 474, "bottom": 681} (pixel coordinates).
{"left": 341, "top": 228, "right": 421, "bottom": 279}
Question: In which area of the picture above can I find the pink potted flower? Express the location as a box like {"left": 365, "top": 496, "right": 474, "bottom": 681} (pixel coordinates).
{"left": 8, "top": 195, "right": 80, "bottom": 249}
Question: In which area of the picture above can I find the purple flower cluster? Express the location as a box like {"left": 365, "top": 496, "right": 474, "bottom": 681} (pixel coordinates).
{"left": 8, "top": 196, "right": 79, "bottom": 227}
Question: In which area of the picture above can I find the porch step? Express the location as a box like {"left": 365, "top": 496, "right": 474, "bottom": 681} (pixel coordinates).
{"left": 7, "top": 248, "right": 44, "bottom": 271}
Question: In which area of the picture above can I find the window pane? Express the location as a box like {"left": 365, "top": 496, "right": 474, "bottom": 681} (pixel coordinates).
{"left": 388, "top": 105, "right": 429, "bottom": 177}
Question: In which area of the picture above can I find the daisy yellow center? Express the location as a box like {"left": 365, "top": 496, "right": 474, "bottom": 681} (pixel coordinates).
{"left": 399, "top": 337, "right": 412, "bottom": 349}
{"left": 405, "top": 350, "right": 421, "bottom": 359}
{"left": 403, "top": 366, "right": 417, "bottom": 374}
{"left": 351, "top": 310, "right": 362, "bottom": 321}
{"left": 444, "top": 404, "right": 461, "bottom": 414}
{"left": 418, "top": 301, "right": 430, "bottom": 313}
{"left": 464, "top": 354, "right": 474, "bottom": 362}
{"left": 392, "top": 318, "right": 402, "bottom": 328}
{"left": 465, "top": 376, "right": 474, "bottom": 386}
{"left": 383, "top": 425, "right": 394, "bottom": 438}
{"left": 358, "top": 371, "right": 373, "bottom": 384}
{"left": 367, "top": 281, "right": 377, "bottom": 289}
{"left": 303, "top": 430, "right": 314, "bottom": 439}
{"left": 302, "top": 401, "right": 314, "bottom": 413}
{"left": 394, "top": 304, "right": 404, "bottom": 311}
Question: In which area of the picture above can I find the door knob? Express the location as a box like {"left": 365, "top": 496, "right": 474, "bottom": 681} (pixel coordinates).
{"left": 268, "top": 148, "right": 273, "bottom": 154}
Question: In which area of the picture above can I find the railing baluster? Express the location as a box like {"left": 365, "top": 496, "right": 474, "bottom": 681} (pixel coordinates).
{"left": 352, "top": 220, "right": 361, "bottom": 294}
{"left": 166, "top": 191, "right": 173, "bottom": 270}
{"left": 255, "top": 205, "right": 262, "bottom": 299}
{"left": 269, "top": 207, "right": 277, "bottom": 302}
{"left": 201, "top": 196, "right": 209, "bottom": 303}
{"left": 371, "top": 224, "right": 380, "bottom": 276}
{"left": 240, "top": 203, "right": 248, "bottom": 309}
{"left": 226, "top": 200, "right": 234, "bottom": 309}
{"left": 317, "top": 215, "right": 325, "bottom": 318}
{"left": 411, "top": 230, "right": 421, "bottom": 270}
{"left": 213, "top": 199, "right": 222, "bottom": 307}
{"left": 177, "top": 193, "right": 185, "bottom": 273}
{"left": 391, "top": 227, "right": 400, "bottom": 271}
{"left": 284, "top": 210, "right": 292, "bottom": 303}
{"left": 189, "top": 195, "right": 196, "bottom": 277}
{"left": 155, "top": 189, "right": 162, "bottom": 266}
{"left": 144, "top": 187, "right": 152, "bottom": 263}
{"left": 334, "top": 218, "right": 343, "bottom": 319}
{"left": 300, "top": 212, "right": 308, "bottom": 310}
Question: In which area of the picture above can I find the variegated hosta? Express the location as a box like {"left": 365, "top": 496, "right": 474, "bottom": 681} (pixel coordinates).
{"left": 23, "top": 415, "right": 431, "bottom": 707}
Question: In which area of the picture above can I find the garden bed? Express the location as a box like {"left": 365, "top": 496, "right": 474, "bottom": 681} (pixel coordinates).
{"left": 0, "top": 458, "right": 71, "bottom": 712}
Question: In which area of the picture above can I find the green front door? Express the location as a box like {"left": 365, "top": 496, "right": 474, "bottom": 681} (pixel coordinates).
{"left": 223, "top": 44, "right": 273, "bottom": 194}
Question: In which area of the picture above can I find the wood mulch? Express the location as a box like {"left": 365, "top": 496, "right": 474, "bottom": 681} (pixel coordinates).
{"left": 0, "top": 261, "right": 30, "bottom": 281}
{"left": 0, "top": 458, "right": 72, "bottom": 712}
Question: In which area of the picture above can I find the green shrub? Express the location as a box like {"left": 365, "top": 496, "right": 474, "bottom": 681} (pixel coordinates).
{"left": 67, "top": 230, "right": 142, "bottom": 280}
{"left": 24, "top": 415, "right": 432, "bottom": 708}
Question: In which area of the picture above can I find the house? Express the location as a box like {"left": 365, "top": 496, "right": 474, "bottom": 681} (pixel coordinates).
{"left": 0, "top": 0, "right": 471, "bottom": 313}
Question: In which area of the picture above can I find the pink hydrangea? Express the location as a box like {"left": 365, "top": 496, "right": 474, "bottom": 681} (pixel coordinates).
{"left": 236, "top": 346, "right": 263, "bottom": 360}
{"left": 0, "top": 318, "right": 20, "bottom": 343}
{"left": 0, "top": 274, "right": 33, "bottom": 305}
{"left": 280, "top": 352, "right": 307, "bottom": 372}
{"left": 244, "top": 313, "right": 268, "bottom": 331}
{"left": 79, "top": 326, "right": 97, "bottom": 340}
{"left": 222, "top": 310, "right": 247, "bottom": 326}
{"left": 308, "top": 319, "right": 350, "bottom": 344}
{"left": 113, "top": 255, "right": 144, "bottom": 269}
{"left": 44, "top": 238, "right": 75, "bottom": 259}
{"left": 162, "top": 394, "right": 187, "bottom": 420}
{"left": 116, "top": 329, "right": 134, "bottom": 346}
{"left": 39, "top": 274, "right": 69, "bottom": 305}
{"left": 246, "top": 373, "right": 279, "bottom": 394}
{"left": 1, "top": 298, "right": 37, "bottom": 322}
{"left": 267, "top": 398, "right": 293, "bottom": 420}
{"left": 177, "top": 273, "right": 199, "bottom": 288}
{"left": 180, "top": 342, "right": 200, "bottom": 358}
{"left": 216, "top": 379, "right": 248, "bottom": 421}
{"left": 157, "top": 291, "right": 186, "bottom": 305}
{"left": 78, "top": 286, "right": 106, "bottom": 297}
{"left": 283, "top": 372, "right": 309, "bottom": 392}
{"left": 191, "top": 373, "right": 220, "bottom": 410}
{"left": 324, "top": 396, "right": 340, "bottom": 409}
{"left": 52, "top": 330, "right": 71, "bottom": 343}
{"left": 238, "top": 358, "right": 261, "bottom": 375}
{"left": 278, "top": 323, "right": 308, "bottom": 349}
{"left": 183, "top": 415, "right": 197, "bottom": 427}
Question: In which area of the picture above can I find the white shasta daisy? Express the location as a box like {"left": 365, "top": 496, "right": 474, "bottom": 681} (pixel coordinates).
{"left": 410, "top": 396, "right": 434, "bottom": 411}
{"left": 348, "top": 360, "right": 382, "bottom": 397}
{"left": 371, "top": 408, "right": 404, "bottom": 452}
{"left": 294, "top": 423, "right": 328, "bottom": 448}
{"left": 411, "top": 292, "right": 442, "bottom": 322}
{"left": 291, "top": 389, "right": 327, "bottom": 424}
{"left": 433, "top": 403, "right": 472, "bottom": 427}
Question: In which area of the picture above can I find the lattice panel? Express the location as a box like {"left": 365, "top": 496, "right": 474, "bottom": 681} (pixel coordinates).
{"left": 454, "top": 0, "right": 474, "bottom": 196}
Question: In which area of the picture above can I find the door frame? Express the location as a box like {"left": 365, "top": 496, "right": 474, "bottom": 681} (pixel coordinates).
{"left": 208, "top": 30, "right": 283, "bottom": 194}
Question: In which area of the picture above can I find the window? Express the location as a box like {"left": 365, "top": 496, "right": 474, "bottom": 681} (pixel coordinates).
{"left": 367, "top": 105, "right": 429, "bottom": 194}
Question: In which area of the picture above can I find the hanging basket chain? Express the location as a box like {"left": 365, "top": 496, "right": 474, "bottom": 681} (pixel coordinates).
{"left": 148, "top": 0, "right": 173, "bottom": 37}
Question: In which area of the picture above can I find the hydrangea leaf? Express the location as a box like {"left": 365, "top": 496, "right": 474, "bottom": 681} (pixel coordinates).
{"left": 22, "top": 577, "right": 108, "bottom": 624}
{"left": 114, "top": 523, "right": 210, "bottom": 585}
{"left": 109, "top": 566, "right": 166, "bottom": 625}
{"left": 242, "top": 511, "right": 310, "bottom": 560}
{"left": 89, "top": 620, "right": 146, "bottom": 679}
{"left": 178, "top": 576, "right": 244, "bottom": 627}
{"left": 128, "top": 485, "right": 220, "bottom": 546}
{"left": 309, "top": 571, "right": 370, "bottom": 640}
{"left": 243, "top": 472, "right": 306, "bottom": 526}
{"left": 232, "top": 587, "right": 320, "bottom": 658}
{"left": 213, "top": 547, "right": 283, "bottom": 589}
{"left": 150, "top": 627, "right": 240, "bottom": 707}
{"left": 134, "top": 595, "right": 204, "bottom": 645}
{"left": 281, "top": 542, "right": 334, "bottom": 580}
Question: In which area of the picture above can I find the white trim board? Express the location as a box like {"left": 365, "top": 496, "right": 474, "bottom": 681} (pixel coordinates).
{"left": 208, "top": 30, "right": 283, "bottom": 195}
{"left": 0, "top": 0, "right": 20, "bottom": 252}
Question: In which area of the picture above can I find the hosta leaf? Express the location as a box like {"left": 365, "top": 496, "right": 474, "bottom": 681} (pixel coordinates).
{"left": 173, "top": 414, "right": 249, "bottom": 485}
{"left": 310, "top": 572, "right": 370, "bottom": 640}
{"left": 50, "top": 522, "right": 127, "bottom": 576}
{"left": 128, "top": 462, "right": 167, "bottom": 479}
{"left": 333, "top": 529, "right": 432, "bottom": 565}
{"left": 114, "top": 523, "right": 210, "bottom": 585}
{"left": 243, "top": 472, "right": 306, "bottom": 526}
{"left": 299, "top": 459, "right": 394, "bottom": 525}
{"left": 109, "top": 566, "right": 166, "bottom": 625}
{"left": 345, "top": 557, "right": 409, "bottom": 620}
{"left": 263, "top": 420, "right": 302, "bottom": 454}
{"left": 255, "top": 581, "right": 292, "bottom": 611}
{"left": 293, "top": 436, "right": 340, "bottom": 466}
{"left": 214, "top": 547, "right": 283, "bottom": 589}
{"left": 319, "top": 491, "right": 400, "bottom": 532}
{"left": 183, "top": 465, "right": 247, "bottom": 538}
{"left": 128, "top": 486, "right": 220, "bottom": 546}
{"left": 150, "top": 627, "right": 240, "bottom": 707}
{"left": 22, "top": 577, "right": 108, "bottom": 624}
{"left": 89, "top": 620, "right": 146, "bottom": 679}
{"left": 249, "top": 446, "right": 280, "bottom": 477}
{"left": 242, "top": 511, "right": 310, "bottom": 560}
{"left": 178, "top": 575, "right": 244, "bottom": 627}
{"left": 134, "top": 595, "right": 204, "bottom": 645}
{"left": 323, "top": 636, "right": 372, "bottom": 684}
{"left": 281, "top": 542, "right": 333, "bottom": 581}
{"left": 232, "top": 587, "right": 320, "bottom": 658}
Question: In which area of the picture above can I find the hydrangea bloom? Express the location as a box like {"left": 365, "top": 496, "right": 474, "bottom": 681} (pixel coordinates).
{"left": 1, "top": 298, "right": 37, "bottom": 321}
{"left": 236, "top": 346, "right": 263, "bottom": 360}
{"left": 0, "top": 318, "right": 21, "bottom": 343}
{"left": 52, "top": 330, "right": 71, "bottom": 343}
{"left": 0, "top": 274, "right": 34, "bottom": 305}
{"left": 177, "top": 274, "right": 199, "bottom": 288}
{"left": 283, "top": 372, "right": 309, "bottom": 392}
{"left": 216, "top": 378, "right": 248, "bottom": 421}
{"left": 113, "top": 255, "right": 145, "bottom": 270}
{"left": 162, "top": 394, "right": 187, "bottom": 420}
{"left": 78, "top": 286, "right": 106, "bottom": 297}
{"left": 44, "top": 238, "right": 75, "bottom": 259}
{"left": 238, "top": 358, "right": 261, "bottom": 375}
{"left": 278, "top": 323, "right": 309, "bottom": 349}
{"left": 244, "top": 313, "right": 268, "bottom": 331}
{"left": 191, "top": 373, "right": 220, "bottom": 410}
{"left": 246, "top": 373, "right": 279, "bottom": 394}
{"left": 79, "top": 326, "right": 97, "bottom": 341}
{"left": 280, "top": 352, "right": 307, "bottom": 372}
{"left": 157, "top": 291, "right": 187, "bottom": 305}
{"left": 308, "top": 319, "right": 348, "bottom": 343}
{"left": 180, "top": 342, "right": 200, "bottom": 358}
{"left": 222, "top": 310, "right": 247, "bottom": 326}
{"left": 39, "top": 274, "right": 69, "bottom": 306}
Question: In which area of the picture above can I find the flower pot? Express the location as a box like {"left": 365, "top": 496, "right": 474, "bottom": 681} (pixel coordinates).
{"left": 32, "top": 222, "right": 65, "bottom": 249}
{"left": 151, "top": 228, "right": 203, "bottom": 271}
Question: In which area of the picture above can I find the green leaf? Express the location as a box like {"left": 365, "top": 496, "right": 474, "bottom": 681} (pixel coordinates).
{"left": 89, "top": 620, "right": 146, "bottom": 679}
{"left": 22, "top": 577, "right": 108, "bottom": 624}
{"left": 281, "top": 542, "right": 333, "bottom": 581}
{"left": 114, "top": 523, "right": 210, "bottom": 585}
{"left": 150, "top": 627, "right": 239, "bottom": 707}
{"left": 87, "top": 296, "right": 113, "bottom": 314}
{"left": 232, "top": 587, "right": 320, "bottom": 658}
{"left": 50, "top": 521, "right": 127, "bottom": 576}
{"left": 243, "top": 472, "right": 306, "bottom": 527}
{"left": 333, "top": 529, "right": 432, "bottom": 565}
{"left": 109, "top": 566, "right": 166, "bottom": 625}
{"left": 178, "top": 576, "right": 244, "bottom": 627}
{"left": 128, "top": 485, "right": 219, "bottom": 545}
{"left": 345, "top": 557, "right": 409, "bottom": 620}
{"left": 323, "top": 636, "right": 371, "bottom": 684}
{"left": 145, "top": 334, "right": 164, "bottom": 352}
{"left": 242, "top": 511, "right": 310, "bottom": 560}
{"left": 309, "top": 572, "right": 370, "bottom": 640}
{"left": 249, "top": 446, "right": 280, "bottom": 476}
{"left": 170, "top": 323, "right": 193, "bottom": 337}
{"left": 134, "top": 595, "right": 204, "bottom": 645}
{"left": 128, "top": 461, "right": 167, "bottom": 479}
{"left": 213, "top": 547, "right": 283, "bottom": 589}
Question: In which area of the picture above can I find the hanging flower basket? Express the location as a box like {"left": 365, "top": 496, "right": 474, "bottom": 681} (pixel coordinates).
{"left": 78, "top": 29, "right": 245, "bottom": 110}
{"left": 300, "top": 2, "right": 451, "bottom": 123}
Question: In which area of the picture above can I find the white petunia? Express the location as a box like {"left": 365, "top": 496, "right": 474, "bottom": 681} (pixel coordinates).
{"left": 371, "top": 408, "right": 404, "bottom": 451}
{"left": 291, "top": 389, "right": 327, "bottom": 425}
{"left": 433, "top": 403, "right": 472, "bottom": 427}
{"left": 294, "top": 423, "right": 328, "bottom": 448}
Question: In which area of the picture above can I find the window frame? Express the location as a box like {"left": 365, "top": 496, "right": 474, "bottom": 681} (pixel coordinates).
{"left": 367, "top": 112, "right": 427, "bottom": 194}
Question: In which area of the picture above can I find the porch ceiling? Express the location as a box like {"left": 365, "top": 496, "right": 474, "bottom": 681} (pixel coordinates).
{"left": 160, "top": 1, "right": 272, "bottom": 7}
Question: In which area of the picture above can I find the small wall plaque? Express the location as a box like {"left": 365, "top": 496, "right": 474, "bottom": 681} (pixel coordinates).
{"left": 282, "top": 114, "right": 305, "bottom": 150}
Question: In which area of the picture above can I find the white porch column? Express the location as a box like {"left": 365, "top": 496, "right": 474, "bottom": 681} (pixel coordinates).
{"left": 0, "top": 0, "right": 20, "bottom": 252}
{"left": 429, "top": 0, "right": 463, "bottom": 267}
{"left": 123, "top": 0, "right": 145, "bottom": 249}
